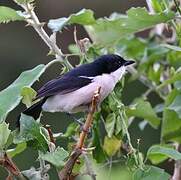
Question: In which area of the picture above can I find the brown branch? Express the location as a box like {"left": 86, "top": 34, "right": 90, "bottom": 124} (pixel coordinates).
{"left": 172, "top": 144, "right": 181, "bottom": 180}
{"left": 58, "top": 87, "right": 101, "bottom": 180}
{"left": 0, "top": 152, "right": 25, "bottom": 180}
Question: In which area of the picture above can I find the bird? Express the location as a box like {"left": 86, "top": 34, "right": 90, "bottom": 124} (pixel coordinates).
{"left": 18, "top": 54, "right": 134, "bottom": 124}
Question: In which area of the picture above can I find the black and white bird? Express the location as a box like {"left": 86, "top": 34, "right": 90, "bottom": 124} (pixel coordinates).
{"left": 20, "top": 54, "right": 134, "bottom": 121}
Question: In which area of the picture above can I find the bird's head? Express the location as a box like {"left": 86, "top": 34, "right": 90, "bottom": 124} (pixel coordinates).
{"left": 94, "top": 54, "right": 135, "bottom": 73}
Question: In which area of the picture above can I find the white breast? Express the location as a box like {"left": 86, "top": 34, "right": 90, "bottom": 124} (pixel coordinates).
{"left": 42, "top": 66, "right": 126, "bottom": 113}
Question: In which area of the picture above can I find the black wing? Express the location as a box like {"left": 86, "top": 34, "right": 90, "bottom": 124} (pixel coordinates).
{"left": 35, "top": 76, "right": 92, "bottom": 100}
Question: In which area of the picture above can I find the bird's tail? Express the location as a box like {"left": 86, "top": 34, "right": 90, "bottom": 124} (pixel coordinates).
{"left": 17, "top": 98, "right": 47, "bottom": 127}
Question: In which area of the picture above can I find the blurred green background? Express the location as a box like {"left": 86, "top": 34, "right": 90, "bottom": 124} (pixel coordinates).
{"left": 0, "top": 1, "right": 166, "bottom": 179}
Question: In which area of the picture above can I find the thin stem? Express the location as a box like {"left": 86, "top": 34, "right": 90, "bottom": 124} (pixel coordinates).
{"left": 174, "top": 0, "right": 181, "bottom": 16}
{"left": 111, "top": 92, "right": 142, "bottom": 169}
{"left": 20, "top": 3, "right": 72, "bottom": 70}
{"left": 120, "top": 109, "right": 139, "bottom": 167}
{"left": 83, "top": 154, "right": 96, "bottom": 180}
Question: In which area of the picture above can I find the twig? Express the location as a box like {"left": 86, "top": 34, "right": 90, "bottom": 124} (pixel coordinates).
{"left": 19, "top": 3, "right": 72, "bottom": 70}
{"left": 172, "top": 143, "right": 181, "bottom": 180}
{"left": 0, "top": 152, "right": 25, "bottom": 180}
{"left": 58, "top": 87, "right": 101, "bottom": 180}
{"left": 174, "top": 0, "right": 181, "bottom": 16}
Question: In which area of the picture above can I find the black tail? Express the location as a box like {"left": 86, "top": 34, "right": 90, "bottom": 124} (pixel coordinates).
{"left": 17, "top": 98, "right": 47, "bottom": 127}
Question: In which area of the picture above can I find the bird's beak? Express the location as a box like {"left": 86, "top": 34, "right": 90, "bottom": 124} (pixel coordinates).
{"left": 124, "top": 60, "right": 135, "bottom": 66}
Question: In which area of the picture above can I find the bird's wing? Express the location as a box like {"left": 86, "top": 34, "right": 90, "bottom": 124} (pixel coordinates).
{"left": 35, "top": 76, "right": 93, "bottom": 99}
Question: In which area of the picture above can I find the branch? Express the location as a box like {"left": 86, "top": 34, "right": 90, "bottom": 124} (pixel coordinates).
{"left": 58, "top": 87, "right": 101, "bottom": 180}
{"left": 20, "top": 3, "right": 73, "bottom": 70}
{"left": 0, "top": 152, "right": 25, "bottom": 180}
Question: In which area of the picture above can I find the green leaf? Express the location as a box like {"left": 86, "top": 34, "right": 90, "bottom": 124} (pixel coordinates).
{"left": 147, "top": 145, "right": 181, "bottom": 164}
{"left": 14, "top": 114, "right": 48, "bottom": 152}
{"left": 0, "top": 122, "right": 11, "bottom": 150}
{"left": 103, "top": 136, "right": 121, "bottom": 157}
{"left": 63, "top": 122, "right": 78, "bottom": 138}
{"left": 105, "top": 113, "right": 116, "bottom": 138}
{"left": 14, "top": 0, "right": 35, "bottom": 4}
{"left": 115, "top": 115, "right": 122, "bottom": 135}
{"left": 7, "top": 142, "right": 27, "bottom": 158}
{"left": 158, "top": 70, "right": 181, "bottom": 89}
{"left": 48, "top": 9, "right": 95, "bottom": 32}
{"left": 175, "top": 81, "right": 181, "bottom": 91}
{"left": 148, "top": 63, "right": 163, "bottom": 84}
{"left": 40, "top": 147, "right": 69, "bottom": 168}
{"left": 167, "top": 51, "right": 181, "bottom": 68}
{"left": 126, "top": 99, "right": 160, "bottom": 128}
{"left": 22, "top": 167, "right": 41, "bottom": 180}
{"left": 116, "top": 36, "right": 146, "bottom": 59}
{"left": 161, "top": 89, "right": 181, "bottom": 142}
{"left": 0, "top": 6, "right": 24, "bottom": 23}
{"left": 133, "top": 166, "right": 171, "bottom": 180}
{"left": 21, "top": 87, "right": 37, "bottom": 107}
{"left": 92, "top": 124, "right": 106, "bottom": 163}
{"left": 0, "top": 64, "right": 45, "bottom": 123}
{"left": 151, "top": 0, "right": 164, "bottom": 13}
{"left": 168, "top": 94, "right": 181, "bottom": 119}
{"left": 85, "top": 7, "right": 175, "bottom": 45}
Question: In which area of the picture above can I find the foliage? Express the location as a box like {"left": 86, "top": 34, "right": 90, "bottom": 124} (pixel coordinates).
{"left": 0, "top": 0, "right": 181, "bottom": 179}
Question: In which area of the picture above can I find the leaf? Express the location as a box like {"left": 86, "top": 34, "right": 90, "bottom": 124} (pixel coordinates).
{"left": 0, "top": 64, "right": 45, "bottom": 123}
{"left": 21, "top": 87, "right": 37, "bottom": 107}
{"left": 161, "top": 89, "right": 181, "bottom": 142}
{"left": 116, "top": 36, "right": 146, "bottom": 59}
{"left": 7, "top": 142, "right": 27, "bottom": 158}
{"left": 40, "top": 147, "right": 69, "bottom": 168}
{"left": 126, "top": 99, "right": 160, "bottom": 128}
{"left": 133, "top": 166, "right": 171, "bottom": 180}
{"left": 14, "top": 114, "right": 48, "bottom": 152}
{"left": 103, "top": 136, "right": 121, "bottom": 157}
{"left": 14, "top": 0, "right": 35, "bottom": 4}
{"left": 167, "top": 51, "right": 181, "bottom": 68}
{"left": 63, "top": 122, "right": 78, "bottom": 138}
{"left": 85, "top": 7, "right": 175, "bottom": 45}
{"left": 0, "top": 122, "right": 11, "bottom": 150}
{"left": 92, "top": 124, "right": 106, "bottom": 163}
{"left": 175, "top": 81, "right": 181, "bottom": 91}
{"left": 105, "top": 113, "right": 116, "bottom": 138}
{"left": 168, "top": 94, "right": 181, "bottom": 119}
{"left": 22, "top": 167, "right": 41, "bottom": 180}
{"left": 115, "top": 115, "right": 122, "bottom": 135}
{"left": 0, "top": 6, "right": 24, "bottom": 23}
{"left": 147, "top": 145, "right": 181, "bottom": 164}
{"left": 48, "top": 9, "right": 95, "bottom": 32}
{"left": 158, "top": 70, "right": 181, "bottom": 89}
{"left": 161, "top": 44, "right": 181, "bottom": 51}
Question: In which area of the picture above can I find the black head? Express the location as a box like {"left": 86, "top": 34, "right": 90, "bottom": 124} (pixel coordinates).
{"left": 94, "top": 54, "right": 135, "bottom": 73}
